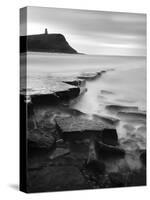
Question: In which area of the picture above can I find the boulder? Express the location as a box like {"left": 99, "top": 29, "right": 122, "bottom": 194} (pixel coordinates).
{"left": 27, "top": 129, "right": 56, "bottom": 149}
{"left": 101, "top": 129, "right": 118, "bottom": 146}
{"left": 55, "top": 116, "right": 118, "bottom": 143}
{"left": 95, "top": 141, "right": 125, "bottom": 159}
{"left": 25, "top": 80, "right": 80, "bottom": 105}
{"left": 85, "top": 160, "right": 105, "bottom": 174}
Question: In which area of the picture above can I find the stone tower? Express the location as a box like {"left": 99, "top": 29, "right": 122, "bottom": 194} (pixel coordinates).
{"left": 45, "top": 28, "right": 48, "bottom": 34}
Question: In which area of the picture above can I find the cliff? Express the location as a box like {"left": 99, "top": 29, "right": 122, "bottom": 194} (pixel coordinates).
{"left": 20, "top": 33, "right": 78, "bottom": 54}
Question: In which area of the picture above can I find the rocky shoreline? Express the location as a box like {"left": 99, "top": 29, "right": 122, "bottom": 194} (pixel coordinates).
{"left": 21, "top": 69, "right": 146, "bottom": 192}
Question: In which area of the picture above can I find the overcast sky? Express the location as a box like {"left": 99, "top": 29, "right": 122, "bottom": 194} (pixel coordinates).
{"left": 21, "top": 6, "right": 146, "bottom": 56}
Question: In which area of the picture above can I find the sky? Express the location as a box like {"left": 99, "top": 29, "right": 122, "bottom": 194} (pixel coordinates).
{"left": 21, "top": 6, "right": 146, "bottom": 56}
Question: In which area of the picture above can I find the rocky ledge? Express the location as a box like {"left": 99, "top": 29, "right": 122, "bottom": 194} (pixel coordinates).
{"left": 77, "top": 70, "right": 106, "bottom": 80}
{"left": 20, "top": 70, "right": 109, "bottom": 109}
{"left": 55, "top": 116, "right": 118, "bottom": 145}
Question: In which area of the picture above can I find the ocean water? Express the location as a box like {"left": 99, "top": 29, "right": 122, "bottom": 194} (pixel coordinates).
{"left": 24, "top": 52, "right": 146, "bottom": 172}
{"left": 25, "top": 52, "right": 146, "bottom": 110}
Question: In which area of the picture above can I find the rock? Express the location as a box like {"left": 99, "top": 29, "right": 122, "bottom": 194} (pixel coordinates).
{"left": 85, "top": 160, "right": 105, "bottom": 174}
{"left": 32, "top": 93, "right": 60, "bottom": 105}
{"left": 62, "top": 77, "right": 86, "bottom": 87}
{"left": 56, "top": 87, "right": 80, "bottom": 101}
{"left": 93, "top": 114, "right": 119, "bottom": 126}
{"left": 118, "top": 111, "right": 146, "bottom": 121}
{"left": 95, "top": 141, "right": 125, "bottom": 159}
{"left": 140, "top": 149, "right": 146, "bottom": 166}
{"left": 109, "top": 172, "right": 125, "bottom": 187}
{"left": 78, "top": 72, "right": 99, "bottom": 80}
{"left": 87, "top": 139, "right": 97, "bottom": 162}
{"left": 97, "top": 70, "right": 107, "bottom": 75}
{"left": 55, "top": 116, "right": 117, "bottom": 142}
{"left": 126, "top": 169, "right": 146, "bottom": 186}
{"left": 66, "top": 108, "right": 86, "bottom": 117}
{"left": 32, "top": 87, "right": 79, "bottom": 105}
{"left": 27, "top": 166, "right": 88, "bottom": 192}
{"left": 27, "top": 129, "right": 56, "bottom": 149}
{"left": 106, "top": 105, "right": 138, "bottom": 113}
{"left": 24, "top": 80, "right": 80, "bottom": 105}
{"left": 101, "top": 129, "right": 118, "bottom": 146}
{"left": 49, "top": 147, "right": 70, "bottom": 160}
{"left": 86, "top": 139, "right": 105, "bottom": 174}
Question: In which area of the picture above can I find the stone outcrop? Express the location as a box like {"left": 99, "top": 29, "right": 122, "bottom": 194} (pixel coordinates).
{"left": 27, "top": 129, "right": 56, "bottom": 149}
{"left": 55, "top": 116, "right": 118, "bottom": 143}
{"left": 106, "top": 104, "right": 139, "bottom": 113}
{"left": 93, "top": 114, "right": 119, "bottom": 126}
{"left": 95, "top": 141, "right": 125, "bottom": 159}
{"left": 22, "top": 80, "right": 81, "bottom": 105}
{"left": 49, "top": 147, "right": 70, "bottom": 160}
{"left": 20, "top": 33, "right": 78, "bottom": 54}
{"left": 78, "top": 72, "right": 99, "bottom": 80}
{"left": 118, "top": 111, "right": 146, "bottom": 120}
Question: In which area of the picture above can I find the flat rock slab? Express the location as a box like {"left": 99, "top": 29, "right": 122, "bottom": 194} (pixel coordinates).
{"left": 27, "top": 166, "right": 88, "bottom": 192}
{"left": 21, "top": 79, "right": 80, "bottom": 104}
{"left": 27, "top": 129, "right": 56, "bottom": 149}
{"left": 106, "top": 105, "right": 139, "bottom": 113}
{"left": 96, "top": 141, "right": 125, "bottom": 159}
{"left": 49, "top": 147, "right": 70, "bottom": 160}
{"left": 55, "top": 116, "right": 118, "bottom": 145}
{"left": 78, "top": 72, "right": 99, "bottom": 80}
{"left": 93, "top": 114, "right": 119, "bottom": 125}
{"left": 61, "top": 77, "right": 86, "bottom": 86}
{"left": 118, "top": 111, "right": 146, "bottom": 120}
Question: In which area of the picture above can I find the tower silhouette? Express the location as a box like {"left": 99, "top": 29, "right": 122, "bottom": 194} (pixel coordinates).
{"left": 45, "top": 28, "right": 48, "bottom": 34}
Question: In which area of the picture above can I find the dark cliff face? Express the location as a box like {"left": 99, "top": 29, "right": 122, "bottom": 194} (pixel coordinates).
{"left": 20, "top": 33, "right": 78, "bottom": 54}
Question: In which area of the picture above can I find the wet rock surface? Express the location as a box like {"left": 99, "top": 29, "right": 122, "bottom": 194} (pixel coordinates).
{"left": 106, "top": 104, "right": 139, "bottom": 113}
{"left": 93, "top": 114, "right": 119, "bottom": 125}
{"left": 49, "top": 147, "right": 70, "bottom": 160}
{"left": 28, "top": 129, "right": 56, "bottom": 149}
{"left": 96, "top": 141, "right": 125, "bottom": 159}
{"left": 55, "top": 116, "right": 117, "bottom": 142}
{"left": 118, "top": 111, "right": 146, "bottom": 121}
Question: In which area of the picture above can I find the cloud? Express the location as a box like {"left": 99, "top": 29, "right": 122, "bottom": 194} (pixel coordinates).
{"left": 24, "top": 6, "right": 146, "bottom": 56}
